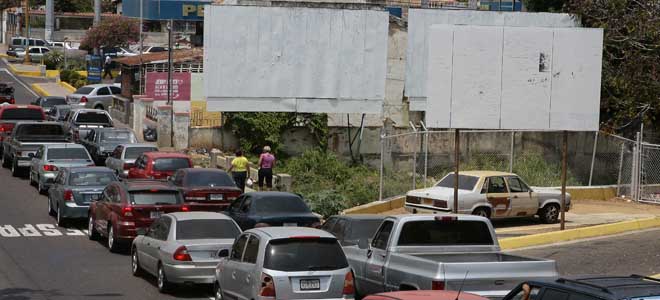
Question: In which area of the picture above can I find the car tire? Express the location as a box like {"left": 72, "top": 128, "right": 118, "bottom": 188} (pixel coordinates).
{"left": 11, "top": 158, "right": 20, "bottom": 177}
{"left": 157, "top": 263, "right": 172, "bottom": 293}
{"left": 1, "top": 154, "right": 9, "bottom": 168}
{"left": 29, "top": 171, "right": 36, "bottom": 186}
{"left": 88, "top": 215, "right": 100, "bottom": 241}
{"left": 131, "top": 248, "right": 144, "bottom": 277}
{"left": 107, "top": 225, "right": 121, "bottom": 253}
{"left": 472, "top": 207, "right": 491, "bottom": 219}
{"left": 214, "top": 282, "right": 224, "bottom": 300}
{"left": 48, "top": 196, "right": 56, "bottom": 217}
{"left": 37, "top": 177, "right": 46, "bottom": 194}
{"left": 56, "top": 205, "right": 66, "bottom": 227}
{"left": 94, "top": 104, "right": 104, "bottom": 111}
{"left": 539, "top": 204, "right": 560, "bottom": 224}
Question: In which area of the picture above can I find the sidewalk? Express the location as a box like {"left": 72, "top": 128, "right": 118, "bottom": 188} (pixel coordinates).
{"left": 31, "top": 82, "right": 73, "bottom": 97}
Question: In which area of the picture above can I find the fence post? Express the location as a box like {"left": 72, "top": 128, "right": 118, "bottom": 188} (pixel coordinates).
{"left": 410, "top": 122, "right": 418, "bottom": 190}
{"left": 379, "top": 129, "right": 385, "bottom": 201}
{"left": 632, "top": 132, "right": 641, "bottom": 201}
{"left": 588, "top": 131, "right": 599, "bottom": 186}
{"left": 421, "top": 121, "right": 429, "bottom": 188}
{"left": 616, "top": 143, "right": 624, "bottom": 197}
{"left": 509, "top": 131, "right": 515, "bottom": 173}
{"left": 636, "top": 132, "right": 643, "bottom": 201}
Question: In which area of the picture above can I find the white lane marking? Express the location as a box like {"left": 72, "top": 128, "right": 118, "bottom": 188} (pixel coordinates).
{"left": 0, "top": 68, "right": 39, "bottom": 97}
{"left": 17, "top": 224, "right": 42, "bottom": 236}
{"left": 64, "top": 228, "right": 85, "bottom": 236}
{"left": 0, "top": 225, "right": 21, "bottom": 237}
{"left": 0, "top": 224, "right": 89, "bottom": 237}
{"left": 36, "top": 224, "right": 63, "bottom": 236}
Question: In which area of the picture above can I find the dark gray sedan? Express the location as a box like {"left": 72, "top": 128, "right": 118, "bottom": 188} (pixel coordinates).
{"left": 47, "top": 167, "right": 118, "bottom": 227}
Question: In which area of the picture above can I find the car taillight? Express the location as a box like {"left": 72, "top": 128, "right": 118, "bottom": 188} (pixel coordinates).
{"left": 63, "top": 190, "right": 73, "bottom": 202}
{"left": 123, "top": 163, "right": 133, "bottom": 170}
{"left": 255, "top": 223, "right": 270, "bottom": 228}
{"left": 259, "top": 273, "right": 276, "bottom": 298}
{"left": 181, "top": 205, "right": 189, "bottom": 212}
{"left": 431, "top": 280, "right": 445, "bottom": 290}
{"left": 343, "top": 272, "right": 355, "bottom": 295}
{"left": 43, "top": 165, "right": 58, "bottom": 171}
{"left": 9, "top": 97, "right": 15, "bottom": 104}
{"left": 173, "top": 246, "right": 192, "bottom": 261}
{"left": 122, "top": 206, "right": 133, "bottom": 217}
{"left": 80, "top": 96, "right": 88, "bottom": 103}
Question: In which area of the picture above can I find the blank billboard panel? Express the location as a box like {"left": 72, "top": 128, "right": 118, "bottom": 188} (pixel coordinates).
{"left": 204, "top": 5, "right": 389, "bottom": 113}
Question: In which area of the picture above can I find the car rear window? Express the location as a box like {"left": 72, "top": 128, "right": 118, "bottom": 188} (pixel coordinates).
{"left": 69, "top": 172, "right": 117, "bottom": 186}
{"left": 349, "top": 219, "right": 385, "bottom": 240}
{"left": 264, "top": 238, "right": 348, "bottom": 272}
{"left": 255, "top": 196, "right": 310, "bottom": 214}
{"left": 153, "top": 158, "right": 191, "bottom": 171}
{"left": 74, "top": 87, "right": 94, "bottom": 94}
{"left": 125, "top": 147, "right": 157, "bottom": 159}
{"left": 176, "top": 219, "right": 241, "bottom": 240}
{"left": 0, "top": 108, "right": 44, "bottom": 120}
{"left": 75, "top": 112, "right": 111, "bottom": 124}
{"left": 101, "top": 131, "right": 136, "bottom": 143}
{"left": 16, "top": 124, "right": 64, "bottom": 136}
{"left": 185, "top": 171, "right": 236, "bottom": 187}
{"left": 42, "top": 98, "right": 67, "bottom": 107}
{"left": 397, "top": 220, "right": 494, "bottom": 246}
{"left": 47, "top": 148, "right": 90, "bottom": 160}
{"left": 435, "top": 174, "right": 480, "bottom": 191}
{"left": 129, "top": 191, "right": 182, "bottom": 205}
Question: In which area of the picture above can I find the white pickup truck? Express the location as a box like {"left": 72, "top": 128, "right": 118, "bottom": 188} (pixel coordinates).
{"left": 344, "top": 214, "right": 558, "bottom": 299}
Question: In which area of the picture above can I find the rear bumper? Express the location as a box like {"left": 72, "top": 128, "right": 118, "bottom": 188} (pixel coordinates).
{"left": 60, "top": 203, "right": 89, "bottom": 219}
{"left": 163, "top": 263, "right": 216, "bottom": 284}
{"left": 16, "top": 157, "right": 32, "bottom": 167}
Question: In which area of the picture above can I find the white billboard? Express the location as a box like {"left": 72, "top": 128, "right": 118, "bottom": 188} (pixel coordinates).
{"left": 425, "top": 25, "right": 603, "bottom": 131}
{"left": 203, "top": 5, "right": 389, "bottom": 113}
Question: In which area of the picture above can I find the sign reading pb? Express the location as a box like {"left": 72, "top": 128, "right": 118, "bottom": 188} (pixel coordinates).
{"left": 182, "top": 4, "right": 205, "bottom": 17}
{"left": 145, "top": 72, "right": 191, "bottom": 101}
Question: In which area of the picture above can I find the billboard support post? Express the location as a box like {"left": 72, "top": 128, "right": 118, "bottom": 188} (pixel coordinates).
{"left": 453, "top": 128, "right": 460, "bottom": 214}
{"left": 560, "top": 130, "right": 568, "bottom": 230}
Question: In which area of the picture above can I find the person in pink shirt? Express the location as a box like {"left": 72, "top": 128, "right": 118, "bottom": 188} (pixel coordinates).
{"left": 257, "top": 146, "right": 276, "bottom": 190}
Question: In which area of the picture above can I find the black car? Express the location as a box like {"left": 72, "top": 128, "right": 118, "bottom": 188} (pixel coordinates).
{"left": 504, "top": 275, "right": 660, "bottom": 300}
{"left": 224, "top": 192, "right": 321, "bottom": 230}
{"left": 321, "top": 214, "right": 385, "bottom": 246}
{"left": 31, "top": 96, "right": 67, "bottom": 113}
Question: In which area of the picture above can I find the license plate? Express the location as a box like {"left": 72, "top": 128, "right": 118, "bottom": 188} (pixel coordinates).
{"left": 283, "top": 223, "right": 297, "bottom": 227}
{"left": 300, "top": 279, "right": 320, "bottom": 291}
{"left": 209, "top": 194, "right": 224, "bottom": 201}
{"left": 83, "top": 193, "right": 100, "bottom": 202}
{"left": 150, "top": 211, "right": 163, "bottom": 219}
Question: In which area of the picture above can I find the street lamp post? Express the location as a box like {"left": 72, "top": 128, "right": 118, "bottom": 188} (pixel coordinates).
{"left": 167, "top": 19, "right": 174, "bottom": 148}
{"left": 23, "top": 0, "right": 31, "bottom": 64}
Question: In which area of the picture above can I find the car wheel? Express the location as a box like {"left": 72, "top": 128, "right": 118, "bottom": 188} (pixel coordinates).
{"left": 472, "top": 207, "right": 491, "bottom": 219}
{"left": 56, "top": 205, "right": 66, "bottom": 227}
{"left": 29, "top": 171, "right": 36, "bottom": 186}
{"left": 37, "top": 177, "right": 46, "bottom": 194}
{"left": 107, "top": 225, "right": 121, "bottom": 253}
{"left": 157, "top": 263, "right": 172, "bottom": 293}
{"left": 214, "top": 282, "right": 224, "bottom": 300}
{"left": 94, "top": 104, "right": 104, "bottom": 110}
{"left": 1, "top": 154, "right": 9, "bottom": 168}
{"left": 11, "top": 158, "right": 20, "bottom": 177}
{"left": 131, "top": 248, "right": 144, "bottom": 277}
{"left": 47, "top": 196, "right": 56, "bottom": 216}
{"left": 88, "top": 215, "right": 100, "bottom": 241}
{"left": 540, "top": 204, "right": 560, "bottom": 224}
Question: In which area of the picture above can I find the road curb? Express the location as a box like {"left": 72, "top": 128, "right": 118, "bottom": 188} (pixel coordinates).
{"left": 500, "top": 217, "right": 660, "bottom": 250}
{"left": 6, "top": 63, "right": 43, "bottom": 77}
{"left": 58, "top": 81, "right": 76, "bottom": 93}
{"left": 31, "top": 83, "right": 50, "bottom": 96}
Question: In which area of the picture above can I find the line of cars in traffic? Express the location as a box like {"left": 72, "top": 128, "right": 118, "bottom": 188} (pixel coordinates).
{"left": 0, "top": 102, "right": 658, "bottom": 300}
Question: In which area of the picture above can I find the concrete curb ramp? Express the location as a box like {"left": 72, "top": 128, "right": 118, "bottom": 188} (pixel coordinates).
{"left": 30, "top": 83, "right": 49, "bottom": 97}
{"left": 6, "top": 63, "right": 42, "bottom": 77}
{"left": 500, "top": 217, "right": 660, "bottom": 250}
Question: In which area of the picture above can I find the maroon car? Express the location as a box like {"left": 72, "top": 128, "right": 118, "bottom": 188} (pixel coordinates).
{"left": 87, "top": 180, "right": 188, "bottom": 252}
{"left": 127, "top": 152, "right": 193, "bottom": 180}
{"left": 170, "top": 168, "right": 242, "bottom": 212}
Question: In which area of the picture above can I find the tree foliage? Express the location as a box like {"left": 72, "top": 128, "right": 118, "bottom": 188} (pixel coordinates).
{"left": 79, "top": 17, "right": 139, "bottom": 51}
{"left": 522, "top": 0, "right": 566, "bottom": 12}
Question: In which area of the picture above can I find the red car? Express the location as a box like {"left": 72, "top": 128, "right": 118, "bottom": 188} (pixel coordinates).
{"left": 127, "top": 152, "right": 192, "bottom": 180}
{"left": 0, "top": 105, "right": 45, "bottom": 146}
{"left": 169, "top": 168, "right": 242, "bottom": 212}
{"left": 364, "top": 291, "right": 488, "bottom": 300}
{"left": 87, "top": 180, "right": 188, "bottom": 252}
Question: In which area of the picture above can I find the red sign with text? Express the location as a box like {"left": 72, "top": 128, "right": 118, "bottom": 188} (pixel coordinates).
{"left": 145, "top": 72, "right": 191, "bottom": 101}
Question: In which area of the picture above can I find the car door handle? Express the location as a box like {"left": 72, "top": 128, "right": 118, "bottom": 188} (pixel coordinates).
{"left": 246, "top": 275, "right": 251, "bottom": 284}
{"left": 231, "top": 271, "right": 236, "bottom": 280}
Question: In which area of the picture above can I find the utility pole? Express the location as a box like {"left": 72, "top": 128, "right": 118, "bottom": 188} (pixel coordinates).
{"left": 94, "top": 0, "right": 101, "bottom": 25}
{"left": 45, "top": 0, "right": 53, "bottom": 41}
{"left": 23, "top": 0, "right": 30, "bottom": 64}
{"left": 167, "top": 19, "right": 174, "bottom": 147}
{"left": 139, "top": 0, "right": 144, "bottom": 93}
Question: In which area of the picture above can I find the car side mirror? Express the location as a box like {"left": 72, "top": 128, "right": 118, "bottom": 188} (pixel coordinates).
{"left": 136, "top": 228, "right": 148, "bottom": 236}
{"left": 357, "top": 238, "right": 369, "bottom": 250}
{"left": 217, "top": 249, "right": 229, "bottom": 258}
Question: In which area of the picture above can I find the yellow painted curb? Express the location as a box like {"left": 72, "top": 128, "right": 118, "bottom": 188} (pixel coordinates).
{"left": 7, "top": 63, "right": 42, "bottom": 77}
{"left": 343, "top": 196, "right": 405, "bottom": 214}
{"left": 45, "top": 70, "right": 60, "bottom": 79}
{"left": 500, "top": 217, "right": 660, "bottom": 250}
{"left": 652, "top": 273, "right": 660, "bottom": 279}
{"left": 31, "top": 83, "right": 50, "bottom": 97}
{"left": 58, "top": 81, "right": 76, "bottom": 93}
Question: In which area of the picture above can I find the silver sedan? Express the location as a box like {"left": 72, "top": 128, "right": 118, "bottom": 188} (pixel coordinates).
{"left": 29, "top": 144, "right": 94, "bottom": 194}
{"left": 131, "top": 212, "right": 242, "bottom": 293}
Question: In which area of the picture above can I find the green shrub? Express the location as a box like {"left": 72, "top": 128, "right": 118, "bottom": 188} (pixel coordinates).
{"left": 44, "top": 50, "right": 64, "bottom": 70}
{"left": 60, "top": 70, "right": 87, "bottom": 88}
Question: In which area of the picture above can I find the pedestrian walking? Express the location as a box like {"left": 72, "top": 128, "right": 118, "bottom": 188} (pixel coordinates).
{"left": 102, "top": 55, "right": 113, "bottom": 79}
{"left": 228, "top": 150, "right": 250, "bottom": 192}
{"left": 257, "top": 146, "right": 276, "bottom": 191}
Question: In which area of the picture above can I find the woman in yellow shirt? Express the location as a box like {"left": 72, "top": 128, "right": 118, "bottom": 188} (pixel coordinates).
{"left": 228, "top": 150, "right": 250, "bottom": 192}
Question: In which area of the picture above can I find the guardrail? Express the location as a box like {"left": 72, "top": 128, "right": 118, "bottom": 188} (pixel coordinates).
{"left": 145, "top": 104, "right": 158, "bottom": 122}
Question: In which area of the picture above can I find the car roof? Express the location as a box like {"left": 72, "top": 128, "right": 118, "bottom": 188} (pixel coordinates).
{"left": 122, "top": 143, "right": 157, "bottom": 148}
{"left": 328, "top": 214, "right": 386, "bottom": 221}
{"left": 72, "top": 108, "right": 109, "bottom": 113}
{"left": 249, "top": 227, "right": 335, "bottom": 240}
{"left": 92, "top": 127, "right": 132, "bottom": 133}
{"left": 244, "top": 191, "right": 301, "bottom": 200}
{"left": 0, "top": 104, "right": 43, "bottom": 111}
{"left": 367, "top": 290, "right": 488, "bottom": 300}
{"left": 385, "top": 214, "right": 489, "bottom": 223}
{"left": 43, "top": 143, "right": 85, "bottom": 149}
{"left": 67, "top": 166, "right": 114, "bottom": 173}
{"left": 179, "top": 168, "right": 229, "bottom": 175}
{"left": 84, "top": 84, "right": 113, "bottom": 88}
{"left": 121, "top": 180, "right": 178, "bottom": 191}
{"left": 524, "top": 275, "right": 660, "bottom": 299}
{"left": 143, "top": 152, "right": 189, "bottom": 159}
{"left": 458, "top": 171, "right": 517, "bottom": 177}
{"left": 14, "top": 121, "right": 60, "bottom": 126}
{"left": 168, "top": 212, "right": 233, "bottom": 221}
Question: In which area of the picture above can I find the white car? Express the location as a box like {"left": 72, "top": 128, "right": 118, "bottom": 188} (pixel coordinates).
{"left": 140, "top": 46, "right": 168, "bottom": 54}
{"left": 66, "top": 84, "right": 122, "bottom": 111}
{"left": 15, "top": 46, "right": 51, "bottom": 61}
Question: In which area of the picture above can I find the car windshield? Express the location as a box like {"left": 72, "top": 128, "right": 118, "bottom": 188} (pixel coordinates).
{"left": 129, "top": 191, "right": 181, "bottom": 205}
{"left": 101, "top": 131, "right": 136, "bottom": 143}
{"left": 1, "top": 108, "right": 43, "bottom": 120}
{"left": 185, "top": 171, "right": 236, "bottom": 187}
{"left": 69, "top": 172, "right": 116, "bottom": 186}
{"left": 435, "top": 174, "right": 480, "bottom": 191}
{"left": 74, "top": 87, "right": 94, "bottom": 95}
{"left": 255, "top": 196, "right": 310, "bottom": 214}
{"left": 16, "top": 124, "right": 64, "bottom": 136}
{"left": 75, "top": 112, "right": 111, "bottom": 124}
{"left": 349, "top": 219, "right": 385, "bottom": 240}
{"left": 176, "top": 219, "right": 241, "bottom": 240}
{"left": 42, "top": 97, "right": 66, "bottom": 107}
{"left": 397, "top": 220, "right": 494, "bottom": 246}
{"left": 47, "top": 148, "right": 90, "bottom": 160}
{"left": 125, "top": 147, "right": 157, "bottom": 159}
{"left": 264, "top": 238, "right": 348, "bottom": 272}
{"left": 153, "top": 158, "right": 190, "bottom": 171}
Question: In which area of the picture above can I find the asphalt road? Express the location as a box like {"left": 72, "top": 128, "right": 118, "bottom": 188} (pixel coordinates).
{"left": 0, "top": 60, "right": 39, "bottom": 104}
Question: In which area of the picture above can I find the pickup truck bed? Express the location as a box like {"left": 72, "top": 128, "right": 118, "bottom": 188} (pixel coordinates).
{"left": 415, "top": 253, "right": 541, "bottom": 263}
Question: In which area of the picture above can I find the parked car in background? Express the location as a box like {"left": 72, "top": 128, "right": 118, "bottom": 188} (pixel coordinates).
{"left": 0, "top": 82, "right": 15, "bottom": 104}
{"left": 102, "top": 47, "right": 137, "bottom": 58}
{"left": 28, "top": 143, "right": 94, "bottom": 193}
{"left": 224, "top": 192, "right": 321, "bottom": 230}
{"left": 63, "top": 109, "right": 113, "bottom": 142}
{"left": 169, "top": 168, "right": 241, "bottom": 212}
{"left": 0, "top": 105, "right": 46, "bottom": 151}
{"left": 321, "top": 214, "right": 385, "bottom": 246}
{"left": 66, "top": 84, "right": 122, "bottom": 111}
{"left": 48, "top": 41, "right": 75, "bottom": 49}
{"left": 364, "top": 291, "right": 488, "bottom": 300}
{"left": 31, "top": 96, "right": 67, "bottom": 114}
{"left": 131, "top": 212, "right": 242, "bottom": 292}
{"left": 80, "top": 128, "right": 137, "bottom": 165}
{"left": 127, "top": 152, "right": 192, "bottom": 180}
{"left": 502, "top": 275, "right": 660, "bottom": 300}
{"left": 405, "top": 171, "right": 571, "bottom": 224}
{"left": 7, "top": 37, "right": 48, "bottom": 56}
{"left": 214, "top": 227, "right": 354, "bottom": 300}
{"left": 2, "top": 121, "right": 68, "bottom": 177}
{"left": 88, "top": 180, "right": 188, "bottom": 252}
{"left": 47, "top": 105, "right": 72, "bottom": 122}
{"left": 140, "top": 46, "right": 168, "bottom": 54}
{"left": 105, "top": 144, "right": 159, "bottom": 177}
{"left": 344, "top": 214, "right": 558, "bottom": 298}
{"left": 15, "top": 46, "right": 51, "bottom": 62}
{"left": 48, "top": 167, "right": 118, "bottom": 226}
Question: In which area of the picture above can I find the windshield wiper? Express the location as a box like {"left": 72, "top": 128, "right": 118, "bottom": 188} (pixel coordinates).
{"left": 307, "top": 265, "right": 339, "bottom": 271}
